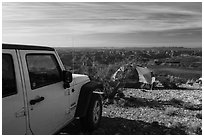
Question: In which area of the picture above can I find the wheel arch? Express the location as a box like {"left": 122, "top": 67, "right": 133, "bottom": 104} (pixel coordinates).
{"left": 74, "top": 81, "right": 103, "bottom": 118}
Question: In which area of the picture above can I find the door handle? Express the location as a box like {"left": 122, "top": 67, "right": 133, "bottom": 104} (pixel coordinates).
{"left": 30, "top": 96, "right": 45, "bottom": 105}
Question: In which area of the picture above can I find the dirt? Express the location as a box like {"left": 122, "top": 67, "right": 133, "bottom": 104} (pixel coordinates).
{"left": 59, "top": 89, "right": 202, "bottom": 135}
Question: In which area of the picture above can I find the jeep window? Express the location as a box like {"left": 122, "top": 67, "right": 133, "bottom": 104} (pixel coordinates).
{"left": 26, "top": 54, "right": 62, "bottom": 90}
{"left": 2, "top": 54, "right": 17, "bottom": 98}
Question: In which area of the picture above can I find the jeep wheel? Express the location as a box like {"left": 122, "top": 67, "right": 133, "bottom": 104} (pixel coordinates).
{"left": 80, "top": 93, "right": 102, "bottom": 131}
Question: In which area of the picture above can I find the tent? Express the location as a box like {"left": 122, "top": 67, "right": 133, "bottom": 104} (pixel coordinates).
{"left": 111, "top": 64, "right": 153, "bottom": 85}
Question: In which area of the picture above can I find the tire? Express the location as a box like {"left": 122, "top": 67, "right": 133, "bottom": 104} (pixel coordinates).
{"left": 80, "top": 93, "right": 102, "bottom": 131}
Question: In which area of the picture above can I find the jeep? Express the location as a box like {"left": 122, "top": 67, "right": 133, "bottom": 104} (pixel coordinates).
{"left": 2, "top": 43, "right": 103, "bottom": 135}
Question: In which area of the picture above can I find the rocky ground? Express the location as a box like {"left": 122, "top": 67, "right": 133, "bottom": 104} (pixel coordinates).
{"left": 59, "top": 89, "right": 202, "bottom": 135}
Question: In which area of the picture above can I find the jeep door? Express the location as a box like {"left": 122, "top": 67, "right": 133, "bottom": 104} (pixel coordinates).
{"left": 19, "top": 50, "right": 72, "bottom": 134}
{"left": 2, "top": 50, "right": 27, "bottom": 135}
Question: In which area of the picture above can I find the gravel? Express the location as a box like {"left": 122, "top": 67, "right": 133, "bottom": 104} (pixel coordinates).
{"left": 59, "top": 89, "right": 202, "bottom": 135}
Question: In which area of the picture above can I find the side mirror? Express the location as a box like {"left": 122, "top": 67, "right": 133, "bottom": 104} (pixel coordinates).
{"left": 62, "top": 70, "right": 72, "bottom": 89}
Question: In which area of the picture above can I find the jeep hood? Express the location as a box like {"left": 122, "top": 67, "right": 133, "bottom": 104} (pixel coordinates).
{"left": 72, "top": 74, "right": 90, "bottom": 85}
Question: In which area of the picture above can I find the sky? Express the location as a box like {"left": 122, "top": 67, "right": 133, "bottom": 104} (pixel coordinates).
{"left": 2, "top": 2, "right": 202, "bottom": 48}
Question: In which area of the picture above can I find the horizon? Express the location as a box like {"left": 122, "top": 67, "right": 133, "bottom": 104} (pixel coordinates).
{"left": 3, "top": 42, "right": 201, "bottom": 49}
{"left": 3, "top": 2, "right": 202, "bottom": 48}
{"left": 55, "top": 45, "right": 202, "bottom": 49}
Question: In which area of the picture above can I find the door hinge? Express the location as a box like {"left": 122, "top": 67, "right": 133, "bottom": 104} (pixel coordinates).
{"left": 66, "top": 109, "right": 70, "bottom": 114}
{"left": 70, "top": 102, "right": 77, "bottom": 110}
{"left": 15, "top": 107, "right": 26, "bottom": 118}
{"left": 65, "top": 89, "right": 70, "bottom": 96}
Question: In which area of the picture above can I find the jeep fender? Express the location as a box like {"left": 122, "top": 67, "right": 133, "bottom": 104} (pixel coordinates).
{"left": 74, "top": 81, "right": 103, "bottom": 118}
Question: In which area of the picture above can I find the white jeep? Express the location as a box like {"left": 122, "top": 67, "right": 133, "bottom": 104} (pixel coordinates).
{"left": 2, "top": 43, "right": 103, "bottom": 135}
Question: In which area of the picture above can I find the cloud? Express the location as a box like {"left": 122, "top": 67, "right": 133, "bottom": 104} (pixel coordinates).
{"left": 2, "top": 2, "right": 202, "bottom": 47}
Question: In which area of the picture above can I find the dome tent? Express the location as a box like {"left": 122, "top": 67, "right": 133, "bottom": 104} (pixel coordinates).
{"left": 111, "top": 64, "right": 153, "bottom": 88}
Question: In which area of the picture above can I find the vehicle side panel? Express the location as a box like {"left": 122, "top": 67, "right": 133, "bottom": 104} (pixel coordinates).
{"left": 2, "top": 49, "right": 27, "bottom": 135}
{"left": 19, "top": 50, "right": 73, "bottom": 134}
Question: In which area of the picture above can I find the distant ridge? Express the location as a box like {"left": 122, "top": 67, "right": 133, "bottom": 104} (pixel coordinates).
{"left": 55, "top": 46, "right": 201, "bottom": 50}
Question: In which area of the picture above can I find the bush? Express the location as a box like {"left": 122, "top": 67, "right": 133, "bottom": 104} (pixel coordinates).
{"left": 170, "top": 122, "right": 187, "bottom": 134}
{"left": 169, "top": 98, "right": 183, "bottom": 106}
{"left": 165, "top": 107, "right": 181, "bottom": 116}
{"left": 183, "top": 103, "right": 202, "bottom": 111}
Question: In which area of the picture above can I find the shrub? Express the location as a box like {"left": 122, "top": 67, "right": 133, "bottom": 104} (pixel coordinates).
{"left": 165, "top": 107, "right": 181, "bottom": 116}
{"left": 169, "top": 98, "right": 183, "bottom": 106}
{"left": 170, "top": 122, "right": 187, "bottom": 134}
{"left": 183, "top": 103, "right": 202, "bottom": 111}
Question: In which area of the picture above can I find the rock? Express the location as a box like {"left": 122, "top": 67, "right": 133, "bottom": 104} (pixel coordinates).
{"left": 196, "top": 113, "right": 202, "bottom": 119}
{"left": 195, "top": 127, "right": 202, "bottom": 135}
